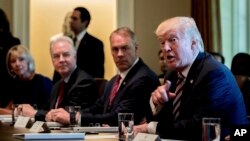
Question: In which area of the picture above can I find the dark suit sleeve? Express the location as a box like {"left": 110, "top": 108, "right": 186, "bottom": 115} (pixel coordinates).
{"left": 157, "top": 68, "right": 248, "bottom": 140}
{"left": 92, "top": 41, "right": 104, "bottom": 78}
{"left": 67, "top": 79, "right": 98, "bottom": 109}
{"left": 80, "top": 75, "right": 159, "bottom": 126}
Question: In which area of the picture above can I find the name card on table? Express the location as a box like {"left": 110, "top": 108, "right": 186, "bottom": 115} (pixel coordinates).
{"left": 29, "top": 121, "right": 50, "bottom": 133}
{"left": 14, "top": 116, "right": 33, "bottom": 128}
{"left": 133, "top": 133, "right": 161, "bottom": 141}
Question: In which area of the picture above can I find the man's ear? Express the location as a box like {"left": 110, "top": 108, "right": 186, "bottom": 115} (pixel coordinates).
{"left": 191, "top": 38, "right": 197, "bottom": 50}
{"left": 135, "top": 44, "right": 138, "bottom": 50}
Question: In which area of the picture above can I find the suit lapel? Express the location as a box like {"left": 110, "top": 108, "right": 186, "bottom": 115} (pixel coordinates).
{"left": 181, "top": 52, "right": 207, "bottom": 107}
{"left": 50, "top": 82, "right": 61, "bottom": 108}
{"left": 78, "top": 32, "right": 90, "bottom": 48}
{"left": 103, "top": 77, "right": 117, "bottom": 112}
{"left": 103, "top": 59, "right": 144, "bottom": 112}
{"left": 59, "top": 68, "right": 79, "bottom": 106}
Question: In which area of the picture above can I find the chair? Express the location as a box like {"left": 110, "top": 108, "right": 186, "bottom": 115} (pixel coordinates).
{"left": 231, "top": 53, "right": 250, "bottom": 77}
{"left": 234, "top": 75, "right": 250, "bottom": 115}
{"left": 231, "top": 53, "right": 250, "bottom": 116}
{"left": 94, "top": 78, "right": 108, "bottom": 97}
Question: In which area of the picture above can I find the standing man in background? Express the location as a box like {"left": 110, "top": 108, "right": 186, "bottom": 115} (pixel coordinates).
{"left": 70, "top": 7, "right": 104, "bottom": 78}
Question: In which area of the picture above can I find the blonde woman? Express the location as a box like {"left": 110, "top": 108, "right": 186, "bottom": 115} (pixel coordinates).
{"left": 0, "top": 45, "right": 52, "bottom": 115}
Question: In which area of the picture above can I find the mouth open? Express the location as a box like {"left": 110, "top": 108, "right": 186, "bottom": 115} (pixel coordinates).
{"left": 166, "top": 55, "right": 174, "bottom": 61}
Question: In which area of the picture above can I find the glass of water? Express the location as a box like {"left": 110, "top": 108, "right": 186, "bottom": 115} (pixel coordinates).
{"left": 118, "top": 113, "right": 134, "bottom": 141}
{"left": 11, "top": 104, "right": 23, "bottom": 125}
{"left": 202, "top": 117, "right": 221, "bottom": 141}
{"left": 68, "top": 106, "right": 81, "bottom": 127}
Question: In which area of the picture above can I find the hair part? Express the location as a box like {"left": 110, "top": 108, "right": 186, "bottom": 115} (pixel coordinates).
{"left": 110, "top": 27, "right": 137, "bottom": 47}
{"left": 155, "top": 17, "right": 204, "bottom": 52}
{"left": 50, "top": 35, "right": 76, "bottom": 55}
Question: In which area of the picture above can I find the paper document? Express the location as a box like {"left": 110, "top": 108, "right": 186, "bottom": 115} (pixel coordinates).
{"left": 0, "top": 115, "right": 12, "bottom": 123}
{"left": 46, "top": 121, "right": 64, "bottom": 127}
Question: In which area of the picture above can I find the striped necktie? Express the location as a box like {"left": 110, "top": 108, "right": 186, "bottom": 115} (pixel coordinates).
{"left": 173, "top": 72, "right": 185, "bottom": 121}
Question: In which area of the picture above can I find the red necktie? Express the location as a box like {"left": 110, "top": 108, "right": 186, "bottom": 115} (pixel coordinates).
{"left": 55, "top": 80, "right": 65, "bottom": 108}
{"left": 109, "top": 75, "right": 121, "bottom": 106}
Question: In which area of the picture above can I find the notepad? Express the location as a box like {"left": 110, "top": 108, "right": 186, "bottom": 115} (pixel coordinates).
{"left": 13, "top": 133, "right": 85, "bottom": 140}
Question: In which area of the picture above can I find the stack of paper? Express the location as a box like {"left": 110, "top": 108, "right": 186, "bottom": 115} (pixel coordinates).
{"left": 0, "top": 115, "right": 12, "bottom": 123}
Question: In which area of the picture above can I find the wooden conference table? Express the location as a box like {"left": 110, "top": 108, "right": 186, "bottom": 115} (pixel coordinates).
{"left": 0, "top": 122, "right": 117, "bottom": 141}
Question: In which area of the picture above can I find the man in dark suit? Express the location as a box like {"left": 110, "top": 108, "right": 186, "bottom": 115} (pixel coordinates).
{"left": 49, "top": 27, "right": 160, "bottom": 126}
{"left": 52, "top": 7, "right": 104, "bottom": 82}
{"left": 21, "top": 36, "right": 98, "bottom": 122}
{"left": 70, "top": 7, "right": 104, "bottom": 78}
{"left": 134, "top": 17, "right": 249, "bottom": 140}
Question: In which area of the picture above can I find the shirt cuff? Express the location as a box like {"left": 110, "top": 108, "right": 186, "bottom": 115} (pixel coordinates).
{"left": 147, "top": 121, "right": 158, "bottom": 134}
{"left": 150, "top": 97, "right": 163, "bottom": 115}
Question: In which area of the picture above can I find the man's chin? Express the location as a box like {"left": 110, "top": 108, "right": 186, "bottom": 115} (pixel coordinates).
{"left": 117, "top": 66, "right": 128, "bottom": 72}
{"left": 58, "top": 70, "right": 68, "bottom": 74}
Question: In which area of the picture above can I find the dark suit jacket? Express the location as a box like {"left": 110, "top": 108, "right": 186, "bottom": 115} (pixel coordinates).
{"left": 80, "top": 58, "right": 160, "bottom": 126}
{"left": 35, "top": 68, "right": 98, "bottom": 121}
{"left": 156, "top": 52, "right": 249, "bottom": 140}
{"left": 0, "top": 33, "right": 20, "bottom": 107}
{"left": 77, "top": 32, "right": 104, "bottom": 78}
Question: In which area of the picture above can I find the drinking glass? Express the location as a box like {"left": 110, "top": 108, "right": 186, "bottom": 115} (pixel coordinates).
{"left": 68, "top": 106, "right": 81, "bottom": 127}
{"left": 11, "top": 104, "right": 23, "bottom": 125}
{"left": 118, "top": 113, "right": 134, "bottom": 141}
{"left": 202, "top": 117, "right": 221, "bottom": 141}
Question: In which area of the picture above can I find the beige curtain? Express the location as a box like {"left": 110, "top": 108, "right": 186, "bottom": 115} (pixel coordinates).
{"left": 191, "top": 0, "right": 222, "bottom": 53}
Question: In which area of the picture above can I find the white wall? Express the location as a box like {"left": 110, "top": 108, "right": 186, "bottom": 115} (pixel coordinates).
{"left": 0, "top": 0, "right": 14, "bottom": 33}
{"left": 30, "top": 0, "right": 117, "bottom": 79}
{"left": 135, "top": 0, "right": 191, "bottom": 75}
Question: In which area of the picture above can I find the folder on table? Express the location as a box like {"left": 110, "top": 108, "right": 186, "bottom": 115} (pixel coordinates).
{"left": 13, "top": 132, "right": 85, "bottom": 140}
{"left": 73, "top": 126, "right": 118, "bottom": 133}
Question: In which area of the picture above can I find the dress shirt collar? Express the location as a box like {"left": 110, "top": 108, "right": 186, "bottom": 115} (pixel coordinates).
{"left": 74, "top": 30, "right": 86, "bottom": 49}
{"left": 118, "top": 57, "right": 139, "bottom": 81}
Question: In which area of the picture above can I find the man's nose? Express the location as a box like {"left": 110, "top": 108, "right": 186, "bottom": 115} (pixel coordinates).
{"left": 117, "top": 49, "right": 124, "bottom": 56}
{"left": 164, "top": 43, "right": 171, "bottom": 51}
{"left": 59, "top": 55, "right": 65, "bottom": 61}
